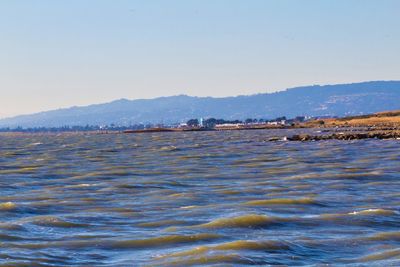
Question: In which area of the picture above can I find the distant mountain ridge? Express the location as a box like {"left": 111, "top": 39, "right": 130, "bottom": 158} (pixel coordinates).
{"left": 1, "top": 81, "right": 400, "bottom": 128}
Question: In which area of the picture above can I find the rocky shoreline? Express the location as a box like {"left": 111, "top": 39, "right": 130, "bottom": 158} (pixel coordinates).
{"left": 269, "top": 131, "right": 400, "bottom": 142}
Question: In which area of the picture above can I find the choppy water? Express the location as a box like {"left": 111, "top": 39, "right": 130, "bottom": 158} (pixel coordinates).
{"left": 1, "top": 130, "right": 399, "bottom": 266}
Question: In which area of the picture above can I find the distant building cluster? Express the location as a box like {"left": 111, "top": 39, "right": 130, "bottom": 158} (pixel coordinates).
{"left": 179, "top": 116, "right": 309, "bottom": 130}
{"left": 0, "top": 115, "right": 315, "bottom": 133}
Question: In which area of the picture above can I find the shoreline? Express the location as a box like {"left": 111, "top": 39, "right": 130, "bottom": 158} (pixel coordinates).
{"left": 270, "top": 130, "right": 400, "bottom": 142}
{"left": 2, "top": 126, "right": 400, "bottom": 141}
{"left": 1, "top": 110, "right": 399, "bottom": 139}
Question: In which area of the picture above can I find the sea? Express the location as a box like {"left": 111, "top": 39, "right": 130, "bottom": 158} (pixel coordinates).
{"left": 1, "top": 129, "right": 399, "bottom": 266}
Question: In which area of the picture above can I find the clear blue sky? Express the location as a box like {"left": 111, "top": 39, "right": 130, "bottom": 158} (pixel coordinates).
{"left": 1, "top": 0, "right": 399, "bottom": 117}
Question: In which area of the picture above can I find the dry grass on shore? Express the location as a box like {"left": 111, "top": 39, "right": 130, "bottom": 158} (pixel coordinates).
{"left": 305, "top": 110, "right": 400, "bottom": 128}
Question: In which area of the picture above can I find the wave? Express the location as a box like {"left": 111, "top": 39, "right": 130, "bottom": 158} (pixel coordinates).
{"left": 194, "top": 208, "right": 398, "bottom": 231}
{"left": 243, "top": 197, "right": 316, "bottom": 206}
{"left": 365, "top": 231, "right": 400, "bottom": 241}
{"left": 0, "top": 233, "right": 23, "bottom": 241}
{"left": 137, "top": 220, "right": 188, "bottom": 228}
{"left": 0, "top": 202, "right": 17, "bottom": 211}
{"left": 158, "top": 240, "right": 290, "bottom": 258}
{"left": 321, "top": 209, "right": 398, "bottom": 220}
{"left": 196, "top": 214, "right": 284, "bottom": 229}
{"left": 5, "top": 233, "right": 222, "bottom": 250}
{"left": 153, "top": 254, "right": 256, "bottom": 266}
{"left": 25, "top": 216, "right": 90, "bottom": 228}
{"left": 347, "top": 209, "right": 397, "bottom": 216}
{"left": 359, "top": 249, "right": 400, "bottom": 262}
{"left": 110, "top": 233, "right": 222, "bottom": 249}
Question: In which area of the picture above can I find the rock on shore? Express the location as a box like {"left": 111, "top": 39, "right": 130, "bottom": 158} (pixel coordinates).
{"left": 269, "top": 131, "right": 400, "bottom": 142}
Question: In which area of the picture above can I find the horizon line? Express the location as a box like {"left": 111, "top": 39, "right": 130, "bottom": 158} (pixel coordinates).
{"left": 1, "top": 80, "right": 399, "bottom": 120}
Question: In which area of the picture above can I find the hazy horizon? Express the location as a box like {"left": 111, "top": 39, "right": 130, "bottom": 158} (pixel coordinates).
{"left": 1, "top": 0, "right": 400, "bottom": 118}
{"left": 1, "top": 80, "right": 398, "bottom": 119}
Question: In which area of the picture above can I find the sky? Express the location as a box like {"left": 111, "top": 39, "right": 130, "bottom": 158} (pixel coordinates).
{"left": 1, "top": 0, "right": 399, "bottom": 118}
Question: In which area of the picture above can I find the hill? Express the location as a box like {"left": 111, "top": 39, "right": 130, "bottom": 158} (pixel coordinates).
{"left": 1, "top": 81, "right": 400, "bottom": 128}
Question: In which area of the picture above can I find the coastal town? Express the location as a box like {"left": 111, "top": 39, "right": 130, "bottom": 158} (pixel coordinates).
{"left": 0, "top": 115, "right": 307, "bottom": 133}
{"left": 121, "top": 110, "right": 400, "bottom": 141}
{"left": 122, "top": 116, "right": 308, "bottom": 133}
{"left": 1, "top": 111, "right": 399, "bottom": 142}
